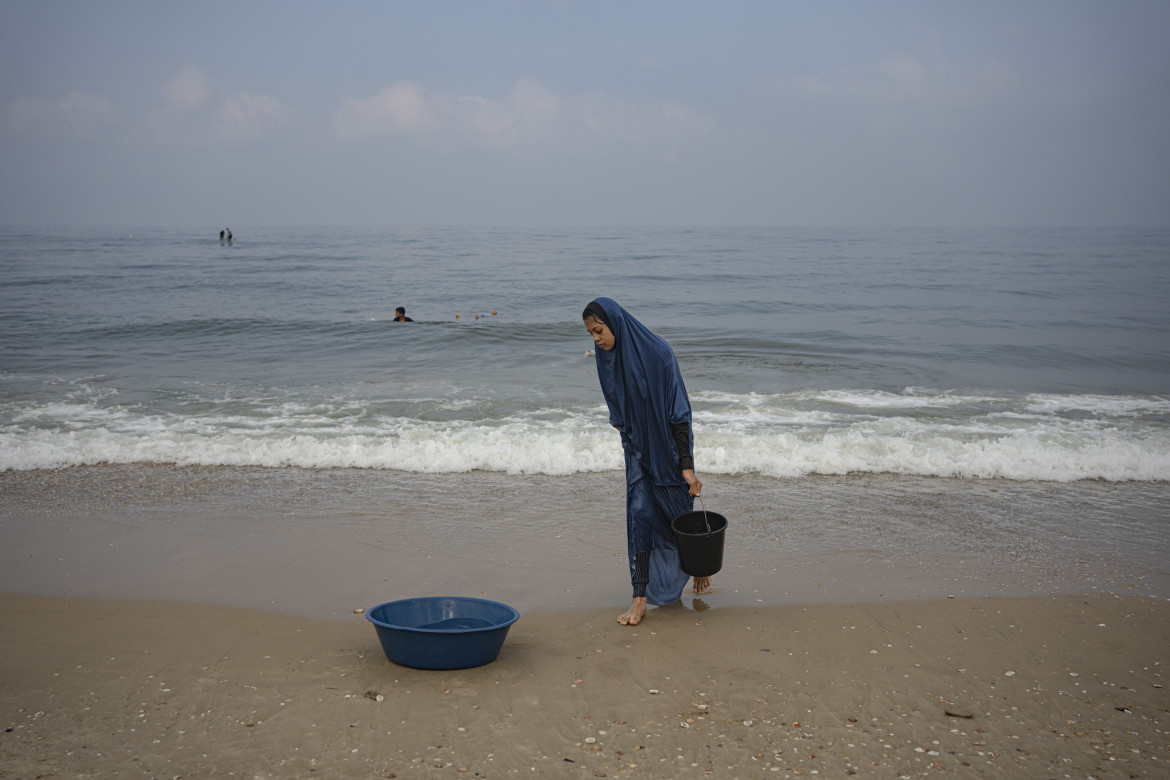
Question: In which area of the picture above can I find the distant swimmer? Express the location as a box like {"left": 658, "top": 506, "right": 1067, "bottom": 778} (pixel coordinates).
{"left": 394, "top": 306, "right": 414, "bottom": 322}
{"left": 226, "top": 228, "right": 233, "bottom": 241}
{"left": 219, "top": 229, "right": 225, "bottom": 241}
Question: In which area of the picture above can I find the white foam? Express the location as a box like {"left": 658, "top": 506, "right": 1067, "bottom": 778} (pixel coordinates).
{"left": 696, "top": 424, "right": 1170, "bottom": 482}
{"left": 1022, "top": 393, "right": 1170, "bottom": 416}
{"left": 2, "top": 387, "right": 1168, "bottom": 481}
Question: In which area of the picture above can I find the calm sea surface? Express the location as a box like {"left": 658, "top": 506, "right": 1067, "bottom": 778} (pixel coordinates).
{"left": 2, "top": 225, "right": 1167, "bottom": 480}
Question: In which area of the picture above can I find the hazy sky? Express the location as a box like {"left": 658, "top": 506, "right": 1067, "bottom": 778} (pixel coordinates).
{"left": 2, "top": 1, "right": 1168, "bottom": 227}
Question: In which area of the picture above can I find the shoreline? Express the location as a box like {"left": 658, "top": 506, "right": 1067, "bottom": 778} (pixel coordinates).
{"left": 2, "top": 591, "right": 1167, "bottom": 778}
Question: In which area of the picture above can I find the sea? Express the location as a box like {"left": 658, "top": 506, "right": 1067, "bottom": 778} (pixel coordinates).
{"left": 2, "top": 225, "right": 1168, "bottom": 480}
{"left": 1, "top": 225, "right": 1169, "bottom": 604}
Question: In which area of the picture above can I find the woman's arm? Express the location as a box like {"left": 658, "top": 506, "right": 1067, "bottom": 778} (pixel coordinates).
{"left": 670, "top": 421, "right": 694, "bottom": 471}
{"left": 670, "top": 421, "right": 701, "bottom": 496}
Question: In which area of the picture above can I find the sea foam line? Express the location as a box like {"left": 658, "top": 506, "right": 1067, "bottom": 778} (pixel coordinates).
{"left": 3, "top": 385, "right": 1168, "bottom": 480}
{"left": 2, "top": 416, "right": 1167, "bottom": 481}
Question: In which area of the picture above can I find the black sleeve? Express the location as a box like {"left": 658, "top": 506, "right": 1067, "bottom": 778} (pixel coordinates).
{"left": 670, "top": 421, "right": 694, "bottom": 472}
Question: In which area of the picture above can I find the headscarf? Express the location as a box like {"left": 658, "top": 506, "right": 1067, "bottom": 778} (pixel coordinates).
{"left": 585, "top": 297, "right": 692, "bottom": 486}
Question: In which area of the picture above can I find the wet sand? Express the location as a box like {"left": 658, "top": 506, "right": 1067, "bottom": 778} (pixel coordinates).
{"left": 1, "top": 465, "right": 1168, "bottom": 777}
{"left": 2, "top": 465, "right": 1166, "bottom": 617}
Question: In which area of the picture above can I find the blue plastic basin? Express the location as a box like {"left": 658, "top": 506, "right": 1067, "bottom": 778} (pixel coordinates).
{"left": 366, "top": 597, "right": 520, "bottom": 670}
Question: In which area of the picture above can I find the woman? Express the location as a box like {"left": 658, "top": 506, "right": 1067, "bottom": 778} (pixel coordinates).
{"left": 583, "top": 298, "right": 711, "bottom": 626}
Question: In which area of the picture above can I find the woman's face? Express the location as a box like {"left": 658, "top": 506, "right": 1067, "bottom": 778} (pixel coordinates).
{"left": 584, "top": 315, "right": 616, "bottom": 351}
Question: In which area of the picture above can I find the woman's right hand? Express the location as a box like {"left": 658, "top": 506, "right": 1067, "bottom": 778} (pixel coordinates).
{"left": 682, "top": 469, "right": 702, "bottom": 497}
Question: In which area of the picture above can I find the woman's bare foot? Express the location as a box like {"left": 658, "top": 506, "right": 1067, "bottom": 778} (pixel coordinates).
{"left": 618, "top": 597, "right": 648, "bottom": 626}
{"left": 693, "top": 576, "right": 712, "bottom": 594}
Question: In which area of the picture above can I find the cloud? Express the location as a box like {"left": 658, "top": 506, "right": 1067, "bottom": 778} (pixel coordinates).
{"left": 578, "top": 93, "right": 710, "bottom": 145}
{"left": 333, "top": 79, "right": 710, "bottom": 154}
{"left": 334, "top": 81, "right": 439, "bottom": 137}
{"left": 216, "top": 93, "right": 285, "bottom": 143}
{"left": 150, "top": 67, "right": 285, "bottom": 145}
{"left": 456, "top": 79, "right": 560, "bottom": 149}
{"left": 1, "top": 92, "right": 116, "bottom": 136}
{"left": 164, "top": 65, "right": 211, "bottom": 111}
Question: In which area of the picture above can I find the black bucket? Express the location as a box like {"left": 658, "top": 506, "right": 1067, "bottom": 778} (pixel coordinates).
{"left": 671, "top": 507, "right": 728, "bottom": 578}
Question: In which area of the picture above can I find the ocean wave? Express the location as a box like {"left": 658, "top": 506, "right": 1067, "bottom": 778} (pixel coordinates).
{"left": 2, "top": 388, "right": 1168, "bottom": 481}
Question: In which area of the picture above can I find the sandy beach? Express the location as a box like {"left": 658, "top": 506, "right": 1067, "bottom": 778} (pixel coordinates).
{"left": 2, "top": 466, "right": 1168, "bottom": 777}
{"left": 3, "top": 592, "right": 1167, "bottom": 778}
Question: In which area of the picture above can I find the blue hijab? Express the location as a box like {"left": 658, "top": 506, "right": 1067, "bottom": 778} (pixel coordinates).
{"left": 586, "top": 298, "right": 692, "bottom": 487}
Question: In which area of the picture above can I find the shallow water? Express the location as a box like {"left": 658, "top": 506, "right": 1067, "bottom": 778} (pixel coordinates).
{"left": 1, "top": 465, "right": 1165, "bottom": 617}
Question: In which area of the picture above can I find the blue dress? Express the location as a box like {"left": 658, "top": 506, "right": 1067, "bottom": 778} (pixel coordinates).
{"left": 587, "top": 298, "right": 694, "bottom": 605}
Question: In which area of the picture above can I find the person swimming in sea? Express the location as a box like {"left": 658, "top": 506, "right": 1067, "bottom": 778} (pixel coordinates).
{"left": 583, "top": 298, "right": 709, "bottom": 626}
{"left": 394, "top": 307, "right": 414, "bottom": 322}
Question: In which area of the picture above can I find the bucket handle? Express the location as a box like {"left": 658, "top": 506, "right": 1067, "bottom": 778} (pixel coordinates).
{"left": 696, "top": 494, "right": 711, "bottom": 534}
